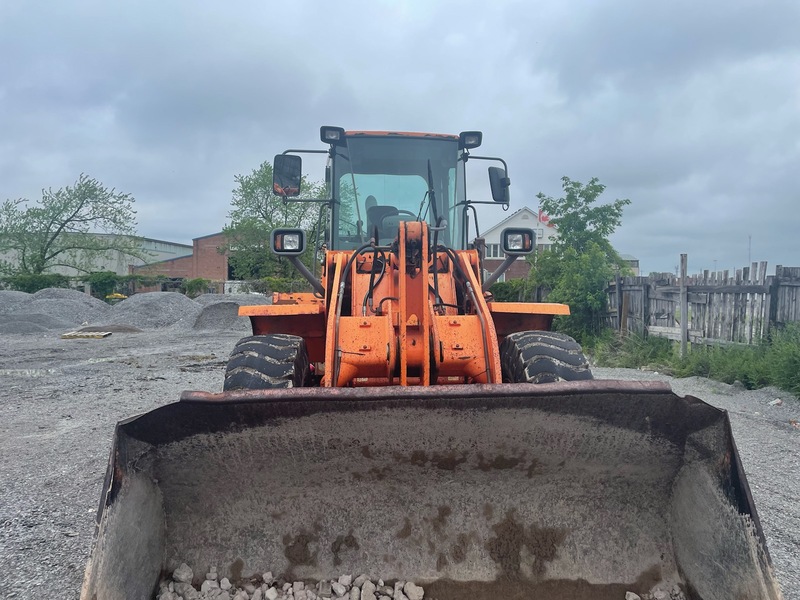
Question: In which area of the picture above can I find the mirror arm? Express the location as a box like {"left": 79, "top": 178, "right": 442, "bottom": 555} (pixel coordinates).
{"left": 288, "top": 256, "right": 325, "bottom": 296}
{"left": 482, "top": 254, "right": 519, "bottom": 292}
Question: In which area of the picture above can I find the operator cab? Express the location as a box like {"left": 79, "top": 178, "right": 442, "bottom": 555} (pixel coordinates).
{"left": 272, "top": 127, "right": 511, "bottom": 252}
{"left": 330, "top": 132, "right": 463, "bottom": 249}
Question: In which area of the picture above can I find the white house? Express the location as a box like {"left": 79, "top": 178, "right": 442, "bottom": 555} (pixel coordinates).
{"left": 481, "top": 206, "right": 558, "bottom": 259}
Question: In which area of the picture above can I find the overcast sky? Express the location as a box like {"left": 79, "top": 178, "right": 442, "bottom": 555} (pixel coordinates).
{"left": 2, "top": 0, "right": 798, "bottom": 275}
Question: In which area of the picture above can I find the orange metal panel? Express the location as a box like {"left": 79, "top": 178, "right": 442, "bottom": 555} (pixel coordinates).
{"left": 432, "top": 315, "right": 493, "bottom": 383}
{"left": 238, "top": 304, "right": 324, "bottom": 317}
{"left": 487, "top": 302, "right": 570, "bottom": 315}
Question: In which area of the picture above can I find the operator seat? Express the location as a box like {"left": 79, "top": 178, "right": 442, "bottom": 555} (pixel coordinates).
{"left": 366, "top": 204, "right": 399, "bottom": 241}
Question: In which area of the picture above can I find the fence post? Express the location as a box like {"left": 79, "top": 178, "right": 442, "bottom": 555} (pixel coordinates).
{"left": 680, "top": 254, "right": 688, "bottom": 357}
{"left": 615, "top": 274, "right": 623, "bottom": 331}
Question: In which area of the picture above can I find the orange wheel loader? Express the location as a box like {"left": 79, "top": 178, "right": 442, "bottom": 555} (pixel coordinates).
{"left": 81, "top": 128, "right": 783, "bottom": 600}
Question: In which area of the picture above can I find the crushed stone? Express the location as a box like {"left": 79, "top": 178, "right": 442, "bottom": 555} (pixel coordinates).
{"left": 0, "top": 290, "right": 32, "bottom": 312}
{"left": 193, "top": 302, "right": 252, "bottom": 332}
{"left": 0, "top": 312, "right": 74, "bottom": 331}
{"left": 106, "top": 292, "right": 202, "bottom": 330}
{"left": 157, "top": 568, "right": 426, "bottom": 600}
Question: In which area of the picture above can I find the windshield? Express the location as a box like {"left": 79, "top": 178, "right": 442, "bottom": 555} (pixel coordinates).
{"left": 331, "top": 136, "right": 463, "bottom": 249}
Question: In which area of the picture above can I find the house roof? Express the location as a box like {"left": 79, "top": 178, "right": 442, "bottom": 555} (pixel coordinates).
{"left": 481, "top": 206, "right": 544, "bottom": 237}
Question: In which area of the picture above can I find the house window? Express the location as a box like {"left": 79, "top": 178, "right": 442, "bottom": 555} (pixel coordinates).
{"left": 485, "top": 244, "right": 501, "bottom": 258}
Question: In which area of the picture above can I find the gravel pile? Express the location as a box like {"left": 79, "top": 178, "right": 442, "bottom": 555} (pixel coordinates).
{"left": 105, "top": 292, "right": 203, "bottom": 330}
{"left": 0, "top": 290, "right": 32, "bottom": 312}
{"left": 194, "top": 293, "right": 272, "bottom": 307}
{"left": 0, "top": 288, "right": 110, "bottom": 331}
{"left": 0, "top": 289, "right": 272, "bottom": 334}
{"left": 192, "top": 293, "right": 271, "bottom": 332}
{"left": 158, "top": 565, "right": 426, "bottom": 600}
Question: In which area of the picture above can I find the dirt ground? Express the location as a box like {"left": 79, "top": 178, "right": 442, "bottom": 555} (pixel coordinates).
{"left": 0, "top": 326, "right": 797, "bottom": 599}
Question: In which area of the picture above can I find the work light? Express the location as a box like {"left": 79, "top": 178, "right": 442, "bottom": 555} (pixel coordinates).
{"left": 501, "top": 227, "right": 534, "bottom": 255}
{"left": 320, "top": 126, "right": 345, "bottom": 144}
{"left": 272, "top": 229, "right": 306, "bottom": 255}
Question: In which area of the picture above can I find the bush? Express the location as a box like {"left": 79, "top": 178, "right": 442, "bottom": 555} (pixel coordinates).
{"left": 1, "top": 273, "right": 71, "bottom": 293}
{"left": 87, "top": 271, "right": 122, "bottom": 300}
{"left": 181, "top": 278, "right": 211, "bottom": 298}
{"left": 594, "top": 324, "right": 800, "bottom": 397}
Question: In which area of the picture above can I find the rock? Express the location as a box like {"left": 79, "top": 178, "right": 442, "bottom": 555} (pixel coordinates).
{"left": 318, "top": 580, "right": 332, "bottom": 597}
{"left": 173, "top": 563, "right": 194, "bottom": 584}
{"left": 220, "top": 577, "right": 232, "bottom": 591}
{"left": 202, "top": 580, "right": 221, "bottom": 593}
{"left": 625, "top": 593, "right": 641, "bottom": 600}
{"left": 338, "top": 575, "right": 353, "bottom": 587}
{"left": 252, "top": 589, "right": 263, "bottom": 600}
{"left": 653, "top": 591, "right": 669, "bottom": 600}
{"left": 379, "top": 586, "right": 393, "bottom": 596}
{"left": 263, "top": 572, "right": 274, "bottom": 584}
{"left": 349, "top": 587, "right": 360, "bottom": 600}
{"left": 207, "top": 571, "right": 219, "bottom": 581}
{"left": 769, "top": 398, "right": 783, "bottom": 406}
{"left": 233, "top": 592, "right": 249, "bottom": 600}
{"left": 294, "top": 581, "right": 306, "bottom": 593}
{"left": 393, "top": 582, "right": 408, "bottom": 600}
{"left": 360, "top": 580, "right": 377, "bottom": 600}
{"left": 245, "top": 584, "right": 256, "bottom": 594}
{"left": 265, "top": 587, "right": 279, "bottom": 600}
{"left": 403, "top": 582, "right": 423, "bottom": 600}
{"left": 353, "top": 575, "right": 369, "bottom": 588}
{"left": 331, "top": 582, "right": 347, "bottom": 597}
{"left": 174, "top": 582, "right": 200, "bottom": 599}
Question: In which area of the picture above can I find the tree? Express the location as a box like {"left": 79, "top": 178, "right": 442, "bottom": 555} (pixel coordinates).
{"left": 536, "top": 176, "right": 630, "bottom": 260}
{"left": 0, "top": 174, "right": 145, "bottom": 276}
{"left": 222, "top": 161, "right": 326, "bottom": 281}
{"left": 530, "top": 177, "right": 631, "bottom": 341}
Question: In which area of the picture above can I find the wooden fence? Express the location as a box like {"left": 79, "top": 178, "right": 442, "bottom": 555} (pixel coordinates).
{"left": 607, "top": 259, "right": 800, "bottom": 347}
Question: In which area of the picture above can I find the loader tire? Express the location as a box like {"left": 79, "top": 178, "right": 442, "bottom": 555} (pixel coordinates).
{"left": 500, "top": 330, "right": 593, "bottom": 383}
{"left": 223, "top": 334, "right": 310, "bottom": 391}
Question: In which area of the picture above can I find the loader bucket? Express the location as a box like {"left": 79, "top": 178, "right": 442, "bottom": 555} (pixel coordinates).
{"left": 81, "top": 381, "right": 782, "bottom": 600}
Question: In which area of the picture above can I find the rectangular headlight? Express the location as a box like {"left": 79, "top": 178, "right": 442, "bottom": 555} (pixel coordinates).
{"left": 320, "top": 126, "right": 345, "bottom": 144}
{"left": 271, "top": 228, "right": 306, "bottom": 255}
{"left": 501, "top": 227, "right": 535, "bottom": 255}
{"left": 458, "top": 131, "right": 483, "bottom": 149}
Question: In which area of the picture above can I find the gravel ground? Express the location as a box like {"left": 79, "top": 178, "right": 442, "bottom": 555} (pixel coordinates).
{"left": 0, "top": 291, "right": 797, "bottom": 599}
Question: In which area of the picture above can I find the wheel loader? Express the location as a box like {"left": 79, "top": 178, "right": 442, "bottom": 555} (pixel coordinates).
{"left": 81, "top": 128, "right": 783, "bottom": 600}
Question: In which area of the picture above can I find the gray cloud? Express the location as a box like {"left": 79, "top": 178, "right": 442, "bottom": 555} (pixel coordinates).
{"left": 1, "top": 0, "right": 798, "bottom": 274}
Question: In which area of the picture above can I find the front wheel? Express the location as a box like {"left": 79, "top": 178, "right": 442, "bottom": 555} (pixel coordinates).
{"left": 500, "top": 331, "right": 593, "bottom": 383}
{"left": 223, "top": 334, "right": 310, "bottom": 391}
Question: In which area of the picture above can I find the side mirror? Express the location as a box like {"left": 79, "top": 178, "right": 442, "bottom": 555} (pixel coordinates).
{"left": 488, "top": 166, "right": 510, "bottom": 203}
{"left": 273, "top": 155, "right": 302, "bottom": 197}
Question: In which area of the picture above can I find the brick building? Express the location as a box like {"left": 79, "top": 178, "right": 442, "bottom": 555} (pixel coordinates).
{"left": 131, "top": 232, "right": 229, "bottom": 291}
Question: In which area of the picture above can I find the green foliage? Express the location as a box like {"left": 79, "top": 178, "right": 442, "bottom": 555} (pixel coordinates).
{"left": 87, "top": 271, "right": 122, "bottom": 299}
{"left": 536, "top": 176, "right": 630, "bottom": 261}
{"left": 489, "top": 279, "right": 527, "bottom": 302}
{"left": 672, "top": 344, "right": 770, "bottom": 389}
{"left": 0, "top": 174, "right": 145, "bottom": 275}
{"left": 768, "top": 323, "right": 800, "bottom": 395}
{"left": 592, "top": 329, "right": 675, "bottom": 369}
{"left": 532, "top": 243, "right": 617, "bottom": 341}
{"left": 221, "top": 161, "right": 326, "bottom": 280}
{"left": 232, "top": 277, "right": 310, "bottom": 295}
{"left": 594, "top": 323, "right": 800, "bottom": 397}
{"left": 181, "top": 277, "right": 211, "bottom": 298}
{"left": 527, "top": 177, "right": 631, "bottom": 344}
{"left": 1, "top": 273, "right": 71, "bottom": 293}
